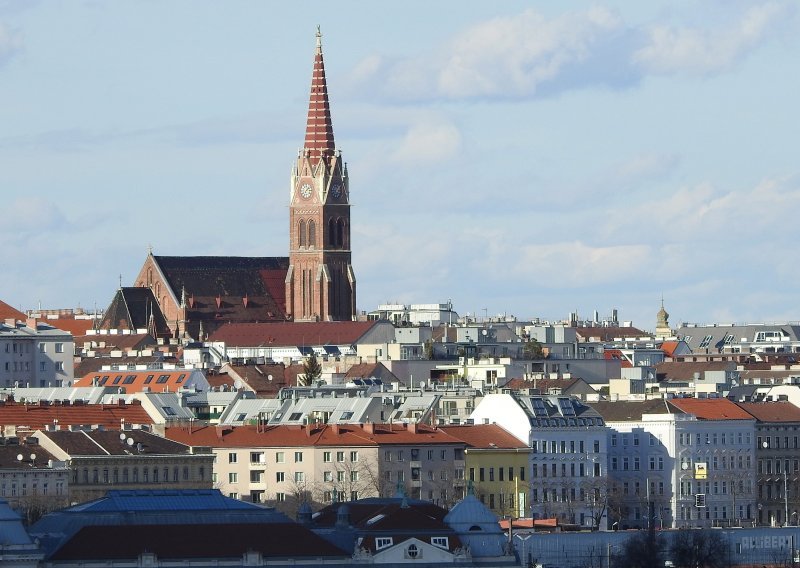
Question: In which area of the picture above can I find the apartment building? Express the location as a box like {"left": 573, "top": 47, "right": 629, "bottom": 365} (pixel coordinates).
{"left": 0, "top": 319, "right": 74, "bottom": 389}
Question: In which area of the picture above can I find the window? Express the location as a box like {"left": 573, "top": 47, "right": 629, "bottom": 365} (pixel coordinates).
{"left": 250, "top": 471, "right": 263, "bottom": 483}
{"left": 55, "top": 343, "right": 64, "bottom": 353}
{"left": 376, "top": 537, "right": 393, "bottom": 550}
{"left": 431, "top": 537, "right": 448, "bottom": 549}
{"left": 324, "top": 471, "right": 333, "bottom": 482}
{"left": 276, "top": 492, "right": 285, "bottom": 502}
{"left": 406, "top": 544, "right": 419, "bottom": 559}
{"left": 385, "top": 450, "right": 392, "bottom": 461}
{"left": 350, "top": 451, "right": 359, "bottom": 462}
{"left": 350, "top": 471, "right": 359, "bottom": 482}
{"left": 250, "top": 452, "right": 264, "bottom": 464}
{"left": 229, "top": 452, "right": 238, "bottom": 464}
{"left": 336, "top": 451, "right": 345, "bottom": 462}
{"left": 228, "top": 473, "right": 237, "bottom": 483}
{"left": 289, "top": 412, "right": 302, "bottom": 421}
{"left": 294, "top": 451, "right": 303, "bottom": 463}
{"left": 55, "top": 362, "right": 64, "bottom": 372}
{"left": 123, "top": 375, "right": 136, "bottom": 384}
{"left": 163, "top": 406, "right": 177, "bottom": 416}
{"left": 144, "top": 375, "right": 154, "bottom": 384}
{"left": 276, "top": 452, "right": 285, "bottom": 463}
{"left": 338, "top": 471, "right": 346, "bottom": 482}
{"left": 294, "top": 472, "right": 305, "bottom": 483}
{"left": 276, "top": 472, "right": 285, "bottom": 482}
{"left": 39, "top": 343, "right": 46, "bottom": 353}
{"left": 397, "top": 451, "right": 404, "bottom": 461}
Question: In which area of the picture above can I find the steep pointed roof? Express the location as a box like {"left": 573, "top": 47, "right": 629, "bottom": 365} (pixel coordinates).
{"left": 304, "top": 27, "right": 335, "bottom": 156}
{"left": 98, "top": 287, "right": 172, "bottom": 339}
{"left": 0, "top": 299, "right": 25, "bottom": 322}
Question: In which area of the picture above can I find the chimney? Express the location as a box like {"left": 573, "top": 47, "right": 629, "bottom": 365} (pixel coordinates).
{"left": 26, "top": 317, "right": 38, "bottom": 330}
{"left": 331, "top": 424, "right": 340, "bottom": 435}
{"left": 363, "top": 422, "right": 375, "bottom": 435}
{"left": 408, "top": 422, "right": 418, "bottom": 434}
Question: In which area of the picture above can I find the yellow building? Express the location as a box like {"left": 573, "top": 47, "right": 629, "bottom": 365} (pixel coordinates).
{"left": 442, "top": 424, "right": 530, "bottom": 518}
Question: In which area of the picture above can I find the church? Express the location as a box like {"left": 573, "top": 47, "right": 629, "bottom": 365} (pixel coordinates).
{"left": 103, "top": 30, "right": 357, "bottom": 340}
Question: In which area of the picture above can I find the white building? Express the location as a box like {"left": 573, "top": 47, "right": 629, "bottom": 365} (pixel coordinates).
{"left": 470, "top": 393, "right": 609, "bottom": 529}
{"left": 0, "top": 319, "right": 74, "bottom": 389}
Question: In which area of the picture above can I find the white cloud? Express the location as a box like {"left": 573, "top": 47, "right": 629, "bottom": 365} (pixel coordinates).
{"left": 633, "top": 2, "right": 789, "bottom": 75}
{"left": 0, "top": 196, "right": 67, "bottom": 234}
{"left": 389, "top": 119, "right": 461, "bottom": 165}
{"left": 512, "top": 241, "right": 652, "bottom": 286}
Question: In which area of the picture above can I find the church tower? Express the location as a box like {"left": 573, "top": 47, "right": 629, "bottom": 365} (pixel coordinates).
{"left": 286, "top": 29, "right": 356, "bottom": 322}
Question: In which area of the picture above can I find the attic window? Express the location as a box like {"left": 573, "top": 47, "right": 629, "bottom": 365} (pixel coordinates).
{"left": 340, "top": 411, "right": 354, "bottom": 420}
{"left": 112, "top": 375, "right": 123, "bottom": 385}
{"left": 431, "top": 537, "right": 448, "bottom": 549}
{"left": 235, "top": 413, "right": 247, "bottom": 422}
{"left": 156, "top": 375, "right": 170, "bottom": 384}
{"left": 163, "top": 406, "right": 177, "bottom": 416}
{"left": 375, "top": 537, "right": 393, "bottom": 550}
{"left": 97, "top": 377, "right": 108, "bottom": 386}
{"left": 289, "top": 413, "right": 302, "bottom": 421}
{"left": 144, "top": 375, "right": 154, "bottom": 384}
{"left": 177, "top": 374, "right": 186, "bottom": 383}
{"left": 406, "top": 544, "right": 419, "bottom": 559}
{"left": 123, "top": 375, "right": 136, "bottom": 384}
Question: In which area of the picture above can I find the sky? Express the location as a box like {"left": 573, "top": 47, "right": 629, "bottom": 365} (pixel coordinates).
{"left": 1, "top": 1, "right": 799, "bottom": 332}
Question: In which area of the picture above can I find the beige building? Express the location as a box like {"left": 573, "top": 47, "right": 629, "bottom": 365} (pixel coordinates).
{"left": 33, "top": 427, "right": 214, "bottom": 504}
{"left": 166, "top": 422, "right": 467, "bottom": 510}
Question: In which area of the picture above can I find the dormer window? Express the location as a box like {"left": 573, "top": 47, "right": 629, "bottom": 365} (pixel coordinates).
{"left": 431, "top": 537, "right": 448, "bottom": 549}
{"left": 375, "top": 537, "right": 393, "bottom": 550}
{"left": 406, "top": 544, "right": 419, "bottom": 559}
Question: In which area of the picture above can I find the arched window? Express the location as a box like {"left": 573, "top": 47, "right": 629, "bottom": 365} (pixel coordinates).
{"left": 298, "top": 219, "right": 307, "bottom": 247}
{"left": 337, "top": 219, "right": 345, "bottom": 249}
{"left": 328, "top": 218, "right": 337, "bottom": 248}
{"left": 308, "top": 220, "right": 316, "bottom": 249}
{"left": 123, "top": 468, "right": 129, "bottom": 483}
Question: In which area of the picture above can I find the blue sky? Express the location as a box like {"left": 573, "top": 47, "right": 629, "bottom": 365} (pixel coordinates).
{"left": 1, "top": 1, "right": 799, "bottom": 330}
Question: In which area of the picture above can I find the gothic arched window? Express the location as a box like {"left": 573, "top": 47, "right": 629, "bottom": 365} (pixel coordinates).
{"left": 337, "top": 218, "right": 345, "bottom": 249}
{"left": 328, "top": 218, "right": 337, "bottom": 248}
{"left": 308, "top": 220, "right": 316, "bottom": 249}
{"left": 298, "top": 219, "right": 307, "bottom": 248}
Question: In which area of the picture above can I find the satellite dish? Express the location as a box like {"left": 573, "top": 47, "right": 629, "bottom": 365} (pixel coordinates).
{"left": 681, "top": 462, "right": 689, "bottom": 470}
{"left": 16, "top": 454, "right": 23, "bottom": 462}
{"left": 126, "top": 438, "right": 134, "bottom": 446}
{"left": 30, "top": 453, "right": 36, "bottom": 461}
{"left": 268, "top": 375, "right": 273, "bottom": 382}
{"left": 120, "top": 432, "right": 127, "bottom": 440}
{"left": 419, "top": 381, "right": 425, "bottom": 389}
{"left": 233, "top": 380, "right": 243, "bottom": 390}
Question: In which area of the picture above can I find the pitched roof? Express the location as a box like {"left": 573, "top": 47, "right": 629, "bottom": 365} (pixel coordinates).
{"left": 440, "top": 424, "right": 527, "bottom": 448}
{"left": 221, "top": 362, "right": 300, "bottom": 396}
{"left": 154, "top": 256, "right": 290, "bottom": 336}
{"left": 0, "top": 399, "right": 154, "bottom": 431}
{"left": 39, "top": 429, "right": 191, "bottom": 456}
{"left": 589, "top": 399, "right": 679, "bottom": 422}
{"left": 736, "top": 401, "right": 800, "bottom": 422}
{"left": 668, "top": 397, "right": 754, "bottom": 420}
{"left": 344, "top": 361, "right": 400, "bottom": 383}
{"left": 0, "top": 299, "right": 25, "bottom": 322}
{"left": 575, "top": 326, "right": 649, "bottom": 342}
{"left": 656, "top": 361, "right": 734, "bottom": 382}
{"left": 0, "top": 443, "right": 58, "bottom": 469}
{"left": 50, "top": 522, "right": 345, "bottom": 561}
{"left": 44, "top": 318, "right": 95, "bottom": 337}
{"left": 74, "top": 369, "right": 205, "bottom": 393}
{"left": 99, "top": 288, "right": 172, "bottom": 338}
{"left": 166, "top": 423, "right": 464, "bottom": 449}
{"left": 208, "top": 321, "right": 379, "bottom": 347}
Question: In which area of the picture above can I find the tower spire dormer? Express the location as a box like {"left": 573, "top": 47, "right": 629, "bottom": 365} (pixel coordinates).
{"left": 304, "top": 25, "right": 335, "bottom": 157}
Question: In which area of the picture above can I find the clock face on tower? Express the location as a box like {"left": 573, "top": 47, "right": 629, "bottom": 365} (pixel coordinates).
{"left": 300, "top": 183, "right": 312, "bottom": 199}
{"left": 331, "top": 182, "right": 342, "bottom": 198}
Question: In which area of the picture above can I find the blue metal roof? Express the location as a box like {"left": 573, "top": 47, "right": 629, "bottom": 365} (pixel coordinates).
{"left": 75, "top": 489, "right": 263, "bottom": 512}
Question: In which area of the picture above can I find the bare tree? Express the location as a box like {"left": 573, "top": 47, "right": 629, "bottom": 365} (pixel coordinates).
{"left": 582, "top": 476, "right": 614, "bottom": 530}
{"left": 670, "top": 529, "right": 730, "bottom": 568}
{"left": 615, "top": 530, "right": 666, "bottom": 568}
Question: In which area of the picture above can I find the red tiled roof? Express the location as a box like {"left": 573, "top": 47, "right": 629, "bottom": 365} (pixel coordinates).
{"left": 74, "top": 370, "right": 205, "bottom": 393}
{"left": 668, "top": 398, "right": 753, "bottom": 420}
{"left": 166, "top": 423, "right": 464, "bottom": 448}
{"left": 45, "top": 318, "right": 96, "bottom": 337}
{"left": 0, "top": 399, "right": 154, "bottom": 431}
{"left": 440, "top": 424, "right": 527, "bottom": 448}
{"left": 0, "top": 300, "right": 25, "bottom": 322}
{"left": 208, "top": 321, "right": 378, "bottom": 347}
{"left": 660, "top": 341, "right": 681, "bottom": 357}
{"left": 736, "top": 401, "right": 800, "bottom": 422}
{"left": 304, "top": 29, "right": 335, "bottom": 155}
{"left": 603, "top": 349, "right": 633, "bottom": 368}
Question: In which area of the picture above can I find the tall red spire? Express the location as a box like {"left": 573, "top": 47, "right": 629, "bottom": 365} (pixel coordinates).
{"left": 304, "top": 26, "right": 335, "bottom": 156}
